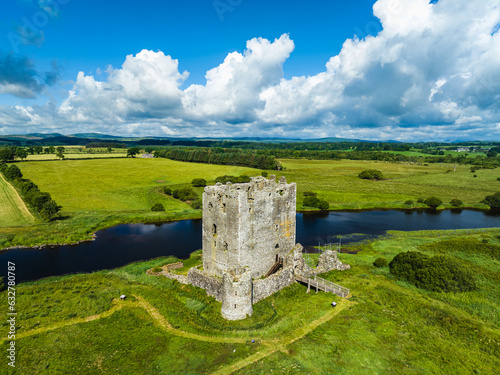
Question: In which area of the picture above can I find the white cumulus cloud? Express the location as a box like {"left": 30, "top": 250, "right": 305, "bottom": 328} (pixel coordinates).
{"left": 2, "top": 0, "right": 500, "bottom": 141}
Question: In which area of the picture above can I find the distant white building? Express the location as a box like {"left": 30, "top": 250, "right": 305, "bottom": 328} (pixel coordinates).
{"left": 141, "top": 153, "right": 154, "bottom": 158}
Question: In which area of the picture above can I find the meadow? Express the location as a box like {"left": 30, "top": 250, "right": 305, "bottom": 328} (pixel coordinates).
{"left": 1, "top": 157, "right": 499, "bottom": 249}
{"left": 1, "top": 228, "right": 498, "bottom": 374}
{"left": 281, "top": 159, "right": 499, "bottom": 210}
{"left": 0, "top": 174, "right": 34, "bottom": 227}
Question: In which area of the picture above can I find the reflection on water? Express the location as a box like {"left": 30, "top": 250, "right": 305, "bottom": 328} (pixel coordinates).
{"left": 1, "top": 209, "right": 499, "bottom": 283}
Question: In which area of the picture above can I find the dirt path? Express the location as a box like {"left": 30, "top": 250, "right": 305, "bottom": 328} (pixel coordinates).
{"left": 4, "top": 299, "right": 125, "bottom": 342}
{"left": 133, "top": 295, "right": 250, "bottom": 344}
{"left": 1, "top": 295, "right": 249, "bottom": 345}
{"left": 0, "top": 173, "right": 35, "bottom": 226}
{"left": 211, "top": 298, "right": 353, "bottom": 375}
{"left": 1, "top": 294, "right": 352, "bottom": 375}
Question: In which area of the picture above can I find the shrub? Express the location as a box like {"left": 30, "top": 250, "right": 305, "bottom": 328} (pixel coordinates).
{"left": 473, "top": 174, "right": 477, "bottom": 178}
{"left": 191, "top": 178, "right": 207, "bottom": 187}
{"left": 190, "top": 199, "right": 202, "bottom": 209}
{"left": 316, "top": 199, "right": 330, "bottom": 210}
{"left": 405, "top": 200, "right": 413, "bottom": 205}
{"left": 303, "top": 191, "right": 317, "bottom": 197}
{"left": 373, "top": 257, "right": 387, "bottom": 267}
{"left": 39, "top": 200, "right": 60, "bottom": 221}
{"left": 425, "top": 196, "right": 443, "bottom": 208}
{"left": 482, "top": 192, "right": 500, "bottom": 209}
{"left": 177, "top": 187, "right": 197, "bottom": 201}
{"left": 389, "top": 251, "right": 429, "bottom": 284}
{"left": 417, "top": 198, "right": 425, "bottom": 204}
{"left": 303, "top": 196, "right": 329, "bottom": 210}
{"left": 303, "top": 196, "right": 320, "bottom": 207}
{"left": 31, "top": 192, "right": 52, "bottom": 211}
{"left": 497, "top": 177, "right": 500, "bottom": 181}
{"left": 261, "top": 171, "right": 268, "bottom": 177}
{"left": 358, "top": 169, "right": 384, "bottom": 180}
{"left": 151, "top": 267, "right": 162, "bottom": 273}
{"left": 172, "top": 190, "right": 179, "bottom": 199}
{"left": 163, "top": 187, "right": 172, "bottom": 195}
{"left": 389, "top": 251, "right": 477, "bottom": 292}
{"left": 4, "top": 165, "right": 22, "bottom": 180}
{"left": 450, "top": 199, "right": 463, "bottom": 207}
{"left": 151, "top": 203, "right": 165, "bottom": 212}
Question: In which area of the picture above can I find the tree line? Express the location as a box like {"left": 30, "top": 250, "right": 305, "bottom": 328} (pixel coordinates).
{"left": 0, "top": 164, "right": 61, "bottom": 221}
{"left": 154, "top": 148, "right": 281, "bottom": 170}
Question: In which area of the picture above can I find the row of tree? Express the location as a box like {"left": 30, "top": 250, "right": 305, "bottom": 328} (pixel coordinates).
{"left": 0, "top": 145, "right": 66, "bottom": 161}
{"left": 154, "top": 148, "right": 280, "bottom": 170}
{"left": 0, "top": 164, "right": 61, "bottom": 221}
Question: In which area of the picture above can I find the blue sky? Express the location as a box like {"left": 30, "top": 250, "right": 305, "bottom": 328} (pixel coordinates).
{"left": 0, "top": 0, "right": 499, "bottom": 141}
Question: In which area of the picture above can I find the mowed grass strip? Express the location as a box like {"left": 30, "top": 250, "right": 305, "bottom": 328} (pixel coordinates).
{"left": 0, "top": 173, "right": 35, "bottom": 227}
{"left": 17, "top": 158, "right": 255, "bottom": 212}
{"left": 280, "top": 159, "right": 500, "bottom": 209}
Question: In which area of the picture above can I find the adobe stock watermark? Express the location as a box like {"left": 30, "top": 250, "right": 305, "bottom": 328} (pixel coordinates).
{"left": 8, "top": 0, "right": 71, "bottom": 53}
{"left": 213, "top": 0, "right": 243, "bottom": 22}
{"left": 6, "top": 262, "right": 16, "bottom": 368}
{"left": 353, "top": 0, "right": 402, "bottom": 40}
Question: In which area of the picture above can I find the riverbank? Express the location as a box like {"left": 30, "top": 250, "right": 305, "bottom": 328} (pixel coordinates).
{"left": 2, "top": 228, "right": 498, "bottom": 374}
{"left": 2, "top": 206, "right": 499, "bottom": 252}
{"left": 1, "top": 157, "right": 498, "bottom": 250}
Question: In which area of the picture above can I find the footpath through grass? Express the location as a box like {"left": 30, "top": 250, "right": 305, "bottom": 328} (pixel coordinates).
{"left": 1, "top": 228, "right": 499, "bottom": 374}
{"left": 0, "top": 173, "right": 35, "bottom": 227}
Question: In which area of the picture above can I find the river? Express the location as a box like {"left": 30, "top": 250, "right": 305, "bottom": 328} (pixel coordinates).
{"left": 1, "top": 209, "right": 499, "bottom": 283}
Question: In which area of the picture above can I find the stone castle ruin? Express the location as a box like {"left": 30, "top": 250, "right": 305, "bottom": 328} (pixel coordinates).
{"left": 159, "top": 175, "right": 349, "bottom": 320}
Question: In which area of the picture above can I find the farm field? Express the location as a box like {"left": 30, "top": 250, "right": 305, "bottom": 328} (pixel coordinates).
{"left": 16, "top": 158, "right": 254, "bottom": 212}
{"left": 0, "top": 157, "right": 499, "bottom": 248}
{"left": 0, "top": 173, "right": 34, "bottom": 227}
{"left": 1, "top": 228, "right": 498, "bottom": 374}
{"left": 24, "top": 153, "right": 127, "bottom": 161}
{"left": 281, "top": 159, "right": 499, "bottom": 210}
{"left": 0, "top": 158, "right": 256, "bottom": 248}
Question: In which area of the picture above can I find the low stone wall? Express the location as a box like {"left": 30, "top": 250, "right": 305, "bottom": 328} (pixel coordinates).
{"left": 253, "top": 267, "right": 295, "bottom": 304}
{"left": 164, "top": 262, "right": 184, "bottom": 271}
{"left": 187, "top": 268, "right": 224, "bottom": 301}
{"left": 146, "top": 267, "right": 189, "bottom": 284}
{"left": 162, "top": 272, "right": 188, "bottom": 284}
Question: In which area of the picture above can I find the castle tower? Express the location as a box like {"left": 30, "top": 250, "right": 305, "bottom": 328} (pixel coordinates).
{"left": 220, "top": 267, "right": 253, "bottom": 320}
{"left": 202, "top": 175, "right": 296, "bottom": 279}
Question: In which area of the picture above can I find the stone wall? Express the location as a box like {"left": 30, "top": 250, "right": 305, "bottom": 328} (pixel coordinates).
{"left": 221, "top": 268, "right": 253, "bottom": 320}
{"left": 253, "top": 267, "right": 295, "bottom": 304}
{"left": 316, "top": 250, "right": 351, "bottom": 273}
{"left": 202, "top": 176, "right": 296, "bottom": 279}
{"left": 187, "top": 268, "right": 224, "bottom": 301}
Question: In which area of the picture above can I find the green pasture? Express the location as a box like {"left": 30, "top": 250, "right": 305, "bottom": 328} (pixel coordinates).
{"left": 25, "top": 153, "right": 126, "bottom": 161}
{"left": 280, "top": 159, "right": 499, "bottom": 210}
{"left": 16, "top": 158, "right": 254, "bottom": 212}
{"left": 2, "top": 228, "right": 499, "bottom": 374}
{"left": 0, "top": 174, "right": 34, "bottom": 227}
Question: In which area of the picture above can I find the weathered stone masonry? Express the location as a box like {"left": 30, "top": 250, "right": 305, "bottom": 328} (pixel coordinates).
{"left": 185, "top": 175, "right": 349, "bottom": 320}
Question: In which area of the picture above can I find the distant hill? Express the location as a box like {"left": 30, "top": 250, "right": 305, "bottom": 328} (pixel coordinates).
{"left": 0, "top": 133, "right": 377, "bottom": 146}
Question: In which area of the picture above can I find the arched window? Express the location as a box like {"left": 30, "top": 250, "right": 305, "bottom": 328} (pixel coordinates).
{"left": 212, "top": 224, "right": 217, "bottom": 235}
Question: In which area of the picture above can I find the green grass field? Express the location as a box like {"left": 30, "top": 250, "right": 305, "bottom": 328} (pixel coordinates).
{"left": 25, "top": 153, "right": 127, "bottom": 161}
{"left": 0, "top": 157, "right": 498, "bottom": 248}
{"left": 0, "top": 174, "right": 34, "bottom": 227}
{"left": 2, "top": 228, "right": 498, "bottom": 374}
{"left": 0, "top": 159, "right": 257, "bottom": 248}
{"left": 280, "top": 159, "right": 499, "bottom": 210}
{"left": 16, "top": 158, "right": 254, "bottom": 212}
